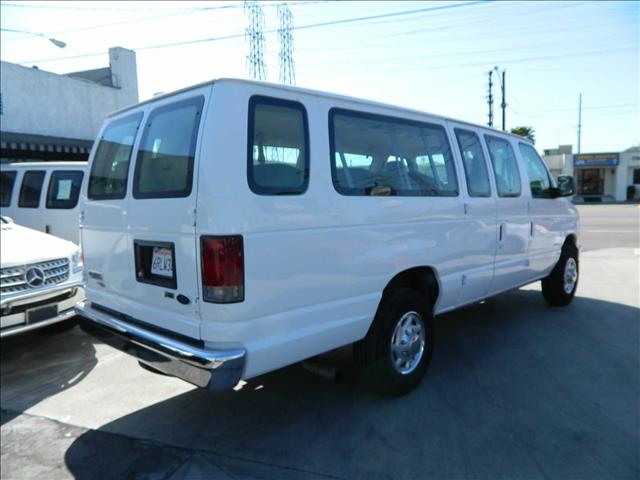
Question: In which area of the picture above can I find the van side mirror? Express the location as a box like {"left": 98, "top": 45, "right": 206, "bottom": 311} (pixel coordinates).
{"left": 551, "top": 176, "right": 575, "bottom": 198}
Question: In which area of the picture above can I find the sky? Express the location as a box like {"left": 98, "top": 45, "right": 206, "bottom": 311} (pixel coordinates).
{"left": 1, "top": 0, "right": 638, "bottom": 153}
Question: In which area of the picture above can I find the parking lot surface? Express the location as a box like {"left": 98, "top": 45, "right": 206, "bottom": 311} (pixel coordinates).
{"left": 1, "top": 204, "right": 638, "bottom": 480}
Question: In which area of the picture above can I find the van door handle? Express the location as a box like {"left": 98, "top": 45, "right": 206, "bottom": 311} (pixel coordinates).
{"left": 530, "top": 221, "right": 535, "bottom": 237}
{"left": 499, "top": 224, "right": 504, "bottom": 242}
{"left": 45, "top": 224, "right": 51, "bottom": 234}
{"left": 463, "top": 202, "right": 469, "bottom": 215}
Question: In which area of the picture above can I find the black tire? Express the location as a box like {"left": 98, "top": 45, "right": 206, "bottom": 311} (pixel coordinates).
{"left": 354, "top": 288, "right": 434, "bottom": 396}
{"left": 541, "top": 243, "right": 579, "bottom": 306}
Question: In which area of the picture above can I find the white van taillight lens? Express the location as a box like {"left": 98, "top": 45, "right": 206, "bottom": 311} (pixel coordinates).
{"left": 201, "top": 235, "right": 244, "bottom": 303}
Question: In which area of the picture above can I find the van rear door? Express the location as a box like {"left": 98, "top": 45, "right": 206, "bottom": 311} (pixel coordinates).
{"left": 83, "top": 89, "right": 209, "bottom": 340}
{"left": 123, "top": 93, "right": 207, "bottom": 339}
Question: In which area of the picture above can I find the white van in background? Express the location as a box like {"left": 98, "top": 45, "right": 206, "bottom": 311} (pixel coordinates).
{"left": 76, "top": 79, "right": 579, "bottom": 396}
{"left": 0, "top": 162, "right": 88, "bottom": 244}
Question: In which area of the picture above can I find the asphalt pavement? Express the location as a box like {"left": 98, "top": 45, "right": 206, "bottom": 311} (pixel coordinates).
{"left": 1, "top": 204, "right": 638, "bottom": 480}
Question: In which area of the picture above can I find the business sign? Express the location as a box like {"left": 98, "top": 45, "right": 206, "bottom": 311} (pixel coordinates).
{"left": 574, "top": 153, "right": 619, "bottom": 167}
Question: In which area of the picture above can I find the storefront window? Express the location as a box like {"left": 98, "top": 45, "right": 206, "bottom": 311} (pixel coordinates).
{"left": 576, "top": 168, "right": 604, "bottom": 195}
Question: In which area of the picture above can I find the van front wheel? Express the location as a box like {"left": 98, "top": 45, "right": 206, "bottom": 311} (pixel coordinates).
{"left": 355, "top": 288, "right": 434, "bottom": 396}
{"left": 541, "top": 244, "right": 579, "bottom": 306}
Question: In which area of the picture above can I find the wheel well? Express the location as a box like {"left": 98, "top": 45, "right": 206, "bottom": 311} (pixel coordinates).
{"left": 564, "top": 234, "right": 577, "bottom": 248}
{"left": 383, "top": 267, "right": 440, "bottom": 308}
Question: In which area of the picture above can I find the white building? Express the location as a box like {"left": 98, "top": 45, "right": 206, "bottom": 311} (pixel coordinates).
{"left": 0, "top": 47, "right": 138, "bottom": 163}
{"left": 543, "top": 145, "right": 640, "bottom": 202}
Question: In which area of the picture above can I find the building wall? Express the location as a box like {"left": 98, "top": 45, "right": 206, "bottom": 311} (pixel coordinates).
{"left": 0, "top": 47, "right": 138, "bottom": 141}
{"left": 543, "top": 147, "right": 640, "bottom": 202}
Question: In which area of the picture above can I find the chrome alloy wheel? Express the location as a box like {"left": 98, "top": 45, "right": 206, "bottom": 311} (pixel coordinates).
{"left": 390, "top": 311, "right": 426, "bottom": 375}
{"left": 564, "top": 257, "right": 578, "bottom": 294}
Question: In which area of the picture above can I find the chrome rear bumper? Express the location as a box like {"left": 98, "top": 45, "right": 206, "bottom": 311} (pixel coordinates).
{"left": 75, "top": 301, "right": 245, "bottom": 390}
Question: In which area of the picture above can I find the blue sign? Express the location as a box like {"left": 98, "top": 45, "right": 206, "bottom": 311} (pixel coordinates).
{"left": 574, "top": 153, "right": 619, "bottom": 167}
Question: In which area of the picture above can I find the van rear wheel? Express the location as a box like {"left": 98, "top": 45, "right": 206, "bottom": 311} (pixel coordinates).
{"left": 541, "top": 244, "right": 579, "bottom": 306}
{"left": 355, "top": 288, "right": 434, "bottom": 396}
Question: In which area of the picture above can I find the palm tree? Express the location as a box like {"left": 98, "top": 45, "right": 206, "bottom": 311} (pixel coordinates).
{"left": 510, "top": 126, "right": 535, "bottom": 143}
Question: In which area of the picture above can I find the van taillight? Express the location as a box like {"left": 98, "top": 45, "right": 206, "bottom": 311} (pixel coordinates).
{"left": 200, "top": 235, "right": 244, "bottom": 303}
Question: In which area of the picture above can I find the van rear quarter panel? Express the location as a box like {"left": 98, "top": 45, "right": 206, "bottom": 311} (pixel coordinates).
{"left": 198, "top": 82, "right": 467, "bottom": 378}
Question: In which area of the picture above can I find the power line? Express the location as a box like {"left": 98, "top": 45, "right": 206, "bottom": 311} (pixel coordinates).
{"left": 294, "top": 46, "right": 636, "bottom": 73}
{"left": 0, "top": 1, "right": 331, "bottom": 12}
{"left": 11, "top": 0, "right": 492, "bottom": 64}
{"left": 0, "top": 1, "right": 331, "bottom": 40}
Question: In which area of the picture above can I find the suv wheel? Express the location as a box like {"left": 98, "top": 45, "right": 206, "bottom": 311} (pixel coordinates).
{"left": 355, "top": 288, "right": 434, "bottom": 396}
{"left": 541, "top": 244, "right": 579, "bottom": 306}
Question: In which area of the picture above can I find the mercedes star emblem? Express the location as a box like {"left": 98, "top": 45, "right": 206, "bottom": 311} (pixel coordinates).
{"left": 25, "top": 267, "right": 45, "bottom": 288}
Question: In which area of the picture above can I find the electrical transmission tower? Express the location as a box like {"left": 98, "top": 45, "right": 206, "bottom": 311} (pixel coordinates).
{"left": 245, "top": 1, "right": 266, "bottom": 81}
{"left": 278, "top": 3, "right": 296, "bottom": 85}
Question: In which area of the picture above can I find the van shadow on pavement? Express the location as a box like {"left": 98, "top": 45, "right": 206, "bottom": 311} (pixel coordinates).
{"left": 1, "top": 321, "right": 98, "bottom": 426}
{"left": 64, "top": 290, "right": 639, "bottom": 480}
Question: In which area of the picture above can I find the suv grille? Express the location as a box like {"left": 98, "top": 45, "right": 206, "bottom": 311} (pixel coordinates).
{"left": 1, "top": 258, "right": 70, "bottom": 294}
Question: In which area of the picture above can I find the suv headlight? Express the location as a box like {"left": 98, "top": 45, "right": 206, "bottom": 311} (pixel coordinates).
{"left": 71, "top": 249, "right": 83, "bottom": 273}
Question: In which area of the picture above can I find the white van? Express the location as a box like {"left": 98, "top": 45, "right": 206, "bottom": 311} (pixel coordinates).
{"left": 76, "top": 79, "right": 579, "bottom": 395}
{"left": 0, "top": 162, "right": 87, "bottom": 244}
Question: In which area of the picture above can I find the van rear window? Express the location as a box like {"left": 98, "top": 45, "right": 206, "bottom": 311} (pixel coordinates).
{"left": 18, "top": 170, "right": 45, "bottom": 208}
{"left": 1, "top": 171, "right": 17, "bottom": 207}
{"left": 88, "top": 113, "right": 143, "bottom": 200}
{"left": 46, "top": 170, "right": 84, "bottom": 209}
{"left": 133, "top": 96, "right": 204, "bottom": 199}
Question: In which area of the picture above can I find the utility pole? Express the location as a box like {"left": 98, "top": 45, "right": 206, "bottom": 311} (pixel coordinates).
{"left": 493, "top": 66, "right": 506, "bottom": 131}
{"left": 245, "top": 1, "right": 266, "bottom": 81}
{"left": 500, "top": 69, "right": 506, "bottom": 131}
{"left": 487, "top": 70, "right": 494, "bottom": 127}
{"left": 278, "top": 3, "right": 296, "bottom": 85}
{"left": 577, "top": 93, "right": 582, "bottom": 154}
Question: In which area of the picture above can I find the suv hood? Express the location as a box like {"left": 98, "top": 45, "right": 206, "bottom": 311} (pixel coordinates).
{"left": 0, "top": 222, "right": 78, "bottom": 268}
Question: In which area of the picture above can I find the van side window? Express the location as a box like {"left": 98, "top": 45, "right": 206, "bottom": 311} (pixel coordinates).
{"left": 46, "top": 170, "right": 84, "bottom": 209}
{"left": 484, "top": 135, "right": 521, "bottom": 197}
{"left": 134, "top": 96, "right": 204, "bottom": 199}
{"left": 0, "top": 171, "right": 17, "bottom": 207}
{"left": 454, "top": 129, "right": 491, "bottom": 197}
{"left": 88, "top": 112, "right": 143, "bottom": 200}
{"left": 18, "top": 170, "right": 45, "bottom": 208}
{"left": 330, "top": 109, "right": 458, "bottom": 197}
{"left": 247, "top": 96, "right": 309, "bottom": 195}
{"left": 519, "top": 143, "right": 553, "bottom": 198}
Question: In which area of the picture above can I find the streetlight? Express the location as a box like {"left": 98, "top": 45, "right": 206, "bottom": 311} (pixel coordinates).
{"left": 1, "top": 28, "right": 67, "bottom": 48}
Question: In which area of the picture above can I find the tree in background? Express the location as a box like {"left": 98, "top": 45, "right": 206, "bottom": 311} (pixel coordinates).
{"left": 510, "top": 126, "right": 536, "bottom": 143}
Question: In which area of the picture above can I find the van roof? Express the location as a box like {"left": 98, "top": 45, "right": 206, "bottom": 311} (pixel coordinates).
{"left": 109, "top": 78, "right": 533, "bottom": 145}
{"left": 1, "top": 161, "right": 87, "bottom": 169}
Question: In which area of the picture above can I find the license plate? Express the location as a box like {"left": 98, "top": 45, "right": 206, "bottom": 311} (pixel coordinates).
{"left": 27, "top": 305, "right": 58, "bottom": 324}
{"left": 151, "top": 247, "right": 173, "bottom": 278}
